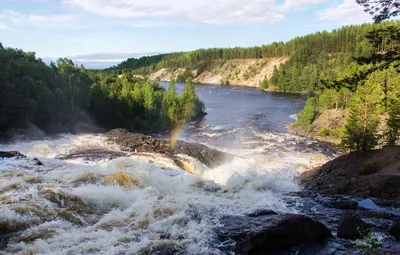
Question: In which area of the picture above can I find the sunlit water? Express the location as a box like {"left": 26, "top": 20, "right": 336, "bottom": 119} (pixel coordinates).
{"left": 0, "top": 84, "right": 339, "bottom": 254}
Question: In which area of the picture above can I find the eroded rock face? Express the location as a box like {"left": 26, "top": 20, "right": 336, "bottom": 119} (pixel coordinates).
{"left": 106, "top": 129, "right": 232, "bottom": 168}
{"left": 217, "top": 213, "right": 332, "bottom": 255}
{"left": 301, "top": 146, "right": 400, "bottom": 200}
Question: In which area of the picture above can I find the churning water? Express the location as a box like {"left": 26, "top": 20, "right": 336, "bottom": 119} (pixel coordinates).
{"left": 0, "top": 84, "right": 339, "bottom": 254}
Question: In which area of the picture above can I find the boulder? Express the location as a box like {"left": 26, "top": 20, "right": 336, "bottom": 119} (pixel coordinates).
{"left": 390, "top": 221, "right": 400, "bottom": 241}
{"left": 218, "top": 213, "right": 332, "bottom": 255}
{"left": 0, "top": 151, "right": 43, "bottom": 166}
{"left": 337, "top": 213, "right": 371, "bottom": 240}
{"left": 302, "top": 146, "right": 400, "bottom": 200}
{"left": 106, "top": 129, "right": 232, "bottom": 168}
{"left": 247, "top": 209, "right": 278, "bottom": 217}
{"left": 0, "top": 151, "right": 26, "bottom": 158}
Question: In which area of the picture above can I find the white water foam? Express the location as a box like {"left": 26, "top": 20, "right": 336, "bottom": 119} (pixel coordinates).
{"left": 0, "top": 133, "right": 334, "bottom": 254}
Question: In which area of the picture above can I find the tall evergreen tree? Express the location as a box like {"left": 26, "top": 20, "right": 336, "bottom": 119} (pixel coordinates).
{"left": 342, "top": 76, "right": 384, "bottom": 152}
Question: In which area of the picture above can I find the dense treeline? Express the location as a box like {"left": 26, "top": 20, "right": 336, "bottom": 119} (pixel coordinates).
{"left": 295, "top": 1, "right": 400, "bottom": 152}
{"left": 113, "top": 21, "right": 399, "bottom": 87}
{"left": 0, "top": 43, "right": 205, "bottom": 136}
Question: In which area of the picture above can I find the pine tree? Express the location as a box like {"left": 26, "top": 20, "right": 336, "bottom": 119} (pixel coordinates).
{"left": 387, "top": 100, "right": 400, "bottom": 145}
{"left": 342, "top": 77, "right": 384, "bottom": 152}
{"left": 181, "top": 78, "right": 197, "bottom": 120}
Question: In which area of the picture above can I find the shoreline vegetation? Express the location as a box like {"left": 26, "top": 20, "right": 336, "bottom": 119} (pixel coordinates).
{"left": 0, "top": 43, "right": 206, "bottom": 139}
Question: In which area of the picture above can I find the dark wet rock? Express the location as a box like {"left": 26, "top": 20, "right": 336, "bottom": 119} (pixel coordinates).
{"left": 106, "top": 129, "right": 233, "bottom": 168}
{"left": 0, "top": 220, "right": 27, "bottom": 236}
{"left": 218, "top": 213, "right": 332, "bottom": 255}
{"left": 59, "top": 148, "right": 127, "bottom": 161}
{"left": 0, "top": 151, "right": 26, "bottom": 159}
{"left": 372, "top": 199, "right": 400, "bottom": 209}
{"left": 317, "top": 196, "right": 358, "bottom": 210}
{"left": 0, "top": 237, "right": 8, "bottom": 250}
{"left": 39, "top": 188, "right": 94, "bottom": 215}
{"left": 33, "top": 158, "right": 43, "bottom": 166}
{"left": 141, "top": 241, "right": 185, "bottom": 255}
{"left": 0, "top": 151, "right": 44, "bottom": 166}
{"left": 337, "top": 213, "right": 371, "bottom": 240}
{"left": 247, "top": 209, "right": 278, "bottom": 217}
{"left": 390, "top": 221, "right": 400, "bottom": 241}
{"left": 302, "top": 146, "right": 400, "bottom": 200}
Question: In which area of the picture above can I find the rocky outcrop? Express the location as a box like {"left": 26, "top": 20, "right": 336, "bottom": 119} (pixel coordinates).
{"left": 217, "top": 213, "right": 332, "bottom": 255}
{"left": 106, "top": 129, "right": 232, "bottom": 168}
{"left": 0, "top": 151, "right": 43, "bottom": 165}
{"left": 301, "top": 146, "right": 400, "bottom": 200}
{"left": 337, "top": 213, "right": 371, "bottom": 240}
{"left": 0, "top": 151, "right": 26, "bottom": 158}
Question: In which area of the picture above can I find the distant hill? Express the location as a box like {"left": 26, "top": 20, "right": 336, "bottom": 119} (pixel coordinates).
{"left": 111, "top": 21, "right": 399, "bottom": 92}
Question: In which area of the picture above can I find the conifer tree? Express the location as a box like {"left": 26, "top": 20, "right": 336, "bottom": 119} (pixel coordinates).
{"left": 342, "top": 76, "right": 384, "bottom": 152}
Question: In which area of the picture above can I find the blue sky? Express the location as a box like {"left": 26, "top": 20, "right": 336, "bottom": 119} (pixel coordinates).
{"left": 0, "top": 0, "right": 373, "bottom": 67}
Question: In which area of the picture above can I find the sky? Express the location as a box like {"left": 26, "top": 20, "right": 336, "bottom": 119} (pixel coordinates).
{"left": 0, "top": 0, "right": 373, "bottom": 68}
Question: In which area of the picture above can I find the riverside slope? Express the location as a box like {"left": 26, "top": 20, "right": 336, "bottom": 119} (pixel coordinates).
{"left": 147, "top": 58, "right": 288, "bottom": 86}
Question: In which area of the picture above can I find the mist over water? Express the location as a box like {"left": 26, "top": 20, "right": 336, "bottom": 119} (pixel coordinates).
{"left": 0, "top": 84, "right": 339, "bottom": 254}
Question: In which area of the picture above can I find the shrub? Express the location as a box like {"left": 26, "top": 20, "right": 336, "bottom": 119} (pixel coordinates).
{"left": 318, "top": 127, "right": 331, "bottom": 137}
{"left": 358, "top": 162, "right": 378, "bottom": 176}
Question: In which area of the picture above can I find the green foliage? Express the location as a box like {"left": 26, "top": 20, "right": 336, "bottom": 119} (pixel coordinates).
{"left": 330, "top": 127, "right": 345, "bottom": 139}
{"left": 110, "top": 22, "right": 399, "bottom": 92}
{"left": 260, "top": 78, "right": 269, "bottom": 90}
{"left": 358, "top": 162, "right": 379, "bottom": 176}
{"left": 0, "top": 44, "right": 206, "bottom": 135}
{"left": 296, "top": 97, "right": 319, "bottom": 132}
{"left": 342, "top": 75, "right": 384, "bottom": 152}
{"left": 175, "top": 69, "right": 193, "bottom": 83}
{"left": 318, "top": 127, "right": 331, "bottom": 137}
{"left": 220, "top": 78, "right": 231, "bottom": 86}
{"left": 387, "top": 100, "right": 400, "bottom": 145}
{"left": 357, "top": 0, "right": 400, "bottom": 23}
{"left": 359, "top": 231, "right": 382, "bottom": 255}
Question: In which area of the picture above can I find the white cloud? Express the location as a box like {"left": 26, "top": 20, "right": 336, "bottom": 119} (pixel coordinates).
{"left": 317, "top": 0, "right": 372, "bottom": 24}
{"left": 278, "top": 0, "right": 329, "bottom": 12}
{"left": 0, "top": 10, "right": 82, "bottom": 30}
{"left": 0, "top": 22, "right": 9, "bottom": 30}
{"left": 63, "top": 0, "right": 284, "bottom": 24}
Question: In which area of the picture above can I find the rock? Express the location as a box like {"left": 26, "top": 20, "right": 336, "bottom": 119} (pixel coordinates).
{"left": 390, "top": 221, "right": 400, "bottom": 241}
{"left": 106, "top": 129, "right": 232, "bottom": 168}
{"left": 218, "top": 214, "right": 332, "bottom": 254}
{"left": 59, "top": 149, "right": 127, "bottom": 162}
{"left": 318, "top": 197, "right": 358, "bottom": 210}
{"left": 39, "top": 188, "right": 94, "bottom": 215}
{"left": 103, "top": 170, "right": 139, "bottom": 189}
{"left": 247, "top": 209, "right": 278, "bottom": 217}
{"left": 0, "top": 151, "right": 44, "bottom": 166}
{"left": 302, "top": 146, "right": 400, "bottom": 200}
{"left": 0, "top": 151, "right": 26, "bottom": 159}
{"left": 33, "top": 158, "right": 44, "bottom": 166}
{"left": 337, "top": 213, "right": 371, "bottom": 240}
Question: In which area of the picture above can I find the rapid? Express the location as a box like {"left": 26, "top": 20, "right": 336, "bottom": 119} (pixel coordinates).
{"left": 0, "top": 84, "right": 339, "bottom": 254}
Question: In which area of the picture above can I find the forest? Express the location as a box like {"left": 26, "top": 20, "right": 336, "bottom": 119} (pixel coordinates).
{"left": 112, "top": 21, "right": 398, "bottom": 94}
{"left": 110, "top": 12, "right": 400, "bottom": 152}
{"left": 0, "top": 43, "right": 205, "bottom": 137}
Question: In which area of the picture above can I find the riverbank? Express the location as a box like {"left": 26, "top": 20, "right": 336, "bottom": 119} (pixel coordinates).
{"left": 145, "top": 57, "right": 288, "bottom": 87}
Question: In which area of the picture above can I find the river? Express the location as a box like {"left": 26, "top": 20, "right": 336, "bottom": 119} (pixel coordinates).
{"left": 0, "top": 84, "right": 341, "bottom": 254}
